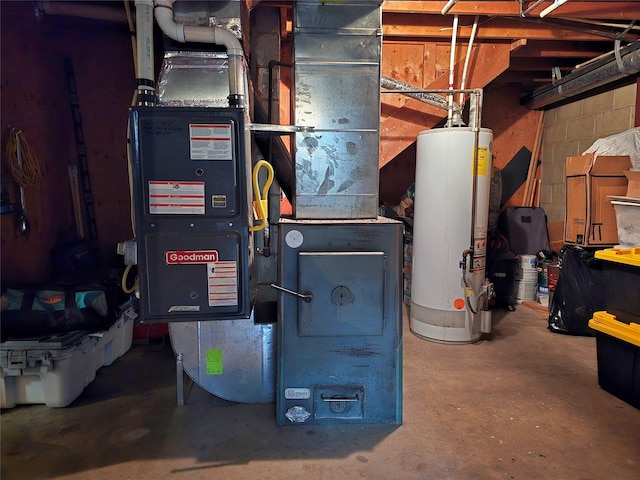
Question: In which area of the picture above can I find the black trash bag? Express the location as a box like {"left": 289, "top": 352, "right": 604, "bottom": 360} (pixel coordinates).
{"left": 548, "top": 245, "right": 606, "bottom": 335}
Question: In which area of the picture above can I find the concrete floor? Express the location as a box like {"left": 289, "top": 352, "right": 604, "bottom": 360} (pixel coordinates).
{"left": 2, "top": 304, "right": 639, "bottom": 480}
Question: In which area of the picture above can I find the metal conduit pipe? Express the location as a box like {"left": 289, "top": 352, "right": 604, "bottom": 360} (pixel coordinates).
{"left": 252, "top": 91, "right": 293, "bottom": 201}
{"left": 524, "top": 40, "right": 640, "bottom": 109}
{"left": 380, "top": 77, "right": 465, "bottom": 126}
{"left": 153, "top": 0, "right": 246, "bottom": 107}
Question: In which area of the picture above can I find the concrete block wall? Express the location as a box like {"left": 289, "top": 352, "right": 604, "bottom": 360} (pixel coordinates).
{"left": 539, "top": 83, "right": 637, "bottom": 249}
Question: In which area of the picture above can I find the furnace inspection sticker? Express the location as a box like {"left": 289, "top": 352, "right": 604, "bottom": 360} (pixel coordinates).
{"left": 149, "top": 181, "right": 205, "bottom": 214}
{"left": 205, "top": 349, "right": 223, "bottom": 375}
{"left": 189, "top": 123, "right": 232, "bottom": 160}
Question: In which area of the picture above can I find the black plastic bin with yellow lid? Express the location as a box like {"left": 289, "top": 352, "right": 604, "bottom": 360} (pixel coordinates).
{"left": 588, "top": 311, "right": 640, "bottom": 409}
{"left": 594, "top": 248, "right": 640, "bottom": 325}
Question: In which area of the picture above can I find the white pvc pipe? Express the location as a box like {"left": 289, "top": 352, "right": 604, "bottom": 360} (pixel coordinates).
{"left": 447, "top": 15, "right": 458, "bottom": 127}
{"left": 135, "top": 0, "right": 155, "bottom": 104}
{"left": 154, "top": 0, "right": 245, "bottom": 106}
{"left": 440, "top": 0, "right": 459, "bottom": 16}
{"left": 458, "top": 16, "right": 479, "bottom": 108}
{"left": 447, "top": 15, "right": 459, "bottom": 127}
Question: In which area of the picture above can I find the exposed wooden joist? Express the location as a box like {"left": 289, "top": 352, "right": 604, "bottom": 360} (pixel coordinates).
{"left": 494, "top": 72, "right": 557, "bottom": 84}
{"left": 379, "top": 42, "right": 511, "bottom": 167}
{"left": 382, "top": 1, "right": 640, "bottom": 21}
{"left": 382, "top": 14, "right": 631, "bottom": 41}
{"left": 509, "top": 40, "right": 613, "bottom": 57}
{"left": 509, "top": 57, "right": 583, "bottom": 70}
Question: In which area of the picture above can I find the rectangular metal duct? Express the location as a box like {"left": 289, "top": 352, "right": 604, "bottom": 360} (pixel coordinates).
{"left": 292, "top": 1, "right": 383, "bottom": 219}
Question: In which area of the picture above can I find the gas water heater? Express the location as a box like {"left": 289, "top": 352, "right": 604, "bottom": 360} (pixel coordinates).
{"left": 410, "top": 127, "right": 493, "bottom": 344}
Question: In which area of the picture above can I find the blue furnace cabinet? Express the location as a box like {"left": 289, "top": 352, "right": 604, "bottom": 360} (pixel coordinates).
{"left": 276, "top": 218, "right": 403, "bottom": 425}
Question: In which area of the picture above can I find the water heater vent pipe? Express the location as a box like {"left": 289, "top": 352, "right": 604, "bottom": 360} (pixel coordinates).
{"left": 153, "top": 0, "right": 246, "bottom": 107}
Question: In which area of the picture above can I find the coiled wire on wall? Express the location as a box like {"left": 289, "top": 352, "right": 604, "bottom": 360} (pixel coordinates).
{"left": 4, "top": 127, "right": 43, "bottom": 188}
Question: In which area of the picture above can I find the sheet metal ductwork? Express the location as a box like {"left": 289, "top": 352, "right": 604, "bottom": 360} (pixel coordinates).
{"left": 292, "top": 1, "right": 383, "bottom": 219}
{"left": 524, "top": 40, "right": 640, "bottom": 110}
{"left": 275, "top": 1, "right": 402, "bottom": 426}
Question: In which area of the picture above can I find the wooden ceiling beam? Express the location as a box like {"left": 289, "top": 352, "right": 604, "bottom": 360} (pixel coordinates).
{"left": 379, "top": 42, "right": 511, "bottom": 168}
{"left": 508, "top": 58, "right": 581, "bottom": 70}
{"left": 382, "top": 14, "right": 626, "bottom": 41}
{"left": 509, "top": 40, "right": 613, "bottom": 57}
{"left": 494, "top": 72, "right": 556, "bottom": 84}
{"left": 382, "top": 1, "right": 640, "bottom": 21}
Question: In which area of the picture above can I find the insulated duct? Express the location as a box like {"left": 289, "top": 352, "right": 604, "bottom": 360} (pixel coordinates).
{"left": 154, "top": 0, "right": 246, "bottom": 107}
{"left": 381, "top": 76, "right": 463, "bottom": 124}
{"left": 524, "top": 40, "right": 640, "bottom": 109}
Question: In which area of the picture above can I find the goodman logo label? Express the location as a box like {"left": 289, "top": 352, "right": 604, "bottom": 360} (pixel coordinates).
{"left": 166, "top": 250, "right": 218, "bottom": 264}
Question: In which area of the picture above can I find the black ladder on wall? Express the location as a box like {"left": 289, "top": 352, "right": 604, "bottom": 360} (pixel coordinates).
{"left": 65, "top": 58, "right": 100, "bottom": 266}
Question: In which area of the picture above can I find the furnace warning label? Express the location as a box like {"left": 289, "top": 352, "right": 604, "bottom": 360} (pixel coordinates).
{"left": 149, "top": 181, "right": 205, "bottom": 214}
{"left": 208, "top": 261, "right": 238, "bottom": 307}
{"left": 189, "top": 124, "right": 232, "bottom": 160}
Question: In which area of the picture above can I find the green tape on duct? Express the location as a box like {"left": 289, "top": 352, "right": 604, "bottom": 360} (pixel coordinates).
{"left": 206, "top": 349, "right": 223, "bottom": 375}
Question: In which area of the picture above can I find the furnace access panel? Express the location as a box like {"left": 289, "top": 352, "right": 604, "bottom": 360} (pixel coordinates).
{"left": 129, "top": 107, "right": 252, "bottom": 321}
{"left": 276, "top": 218, "right": 403, "bottom": 425}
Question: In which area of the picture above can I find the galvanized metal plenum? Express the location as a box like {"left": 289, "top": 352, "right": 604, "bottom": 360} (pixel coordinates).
{"left": 292, "top": 2, "right": 383, "bottom": 219}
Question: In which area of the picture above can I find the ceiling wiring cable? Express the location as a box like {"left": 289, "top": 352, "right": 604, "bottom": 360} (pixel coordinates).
{"left": 4, "top": 126, "right": 44, "bottom": 188}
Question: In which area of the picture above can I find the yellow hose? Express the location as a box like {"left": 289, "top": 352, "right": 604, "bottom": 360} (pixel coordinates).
{"left": 249, "top": 160, "right": 274, "bottom": 232}
{"left": 121, "top": 263, "right": 138, "bottom": 295}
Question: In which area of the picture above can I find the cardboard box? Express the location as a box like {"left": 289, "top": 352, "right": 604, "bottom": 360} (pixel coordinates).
{"left": 624, "top": 170, "right": 640, "bottom": 198}
{"left": 565, "top": 154, "right": 631, "bottom": 247}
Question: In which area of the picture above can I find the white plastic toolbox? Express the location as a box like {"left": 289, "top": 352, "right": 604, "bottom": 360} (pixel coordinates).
{"left": 0, "top": 331, "right": 97, "bottom": 408}
{"left": 90, "top": 305, "right": 135, "bottom": 368}
{"left": 0, "top": 310, "right": 134, "bottom": 408}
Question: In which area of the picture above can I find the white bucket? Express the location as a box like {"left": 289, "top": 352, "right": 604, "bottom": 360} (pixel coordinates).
{"left": 516, "top": 254, "right": 537, "bottom": 281}
{"left": 521, "top": 268, "right": 538, "bottom": 281}
{"left": 516, "top": 279, "right": 537, "bottom": 303}
{"left": 520, "top": 254, "right": 537, "bottom": 270}
{"left": 536, "top": 285, "right": 549, "bottom": 307}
